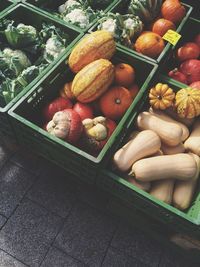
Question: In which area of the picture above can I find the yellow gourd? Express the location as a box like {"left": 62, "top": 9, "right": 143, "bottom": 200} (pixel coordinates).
{"left": 175, "top": 87, "right": 200, "bottom": 119}
{"left": 149, "top": 83, "right": 175, "bottom": 110}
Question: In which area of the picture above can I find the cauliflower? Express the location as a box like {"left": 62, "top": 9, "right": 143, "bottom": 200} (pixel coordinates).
{"left": 58, "top": 0, "right": 81, "bottom": 14}
{"left": 0, "top": 48, "right": 31, "bottom": 78}
{"left": 100, "top": 18, "right": 117, "bottom": 35}
{"left": 63, "top": 8, "right": 90, "bottom": 28}
{"left": 44, "top": 35, "right": 65, "bottom": 63}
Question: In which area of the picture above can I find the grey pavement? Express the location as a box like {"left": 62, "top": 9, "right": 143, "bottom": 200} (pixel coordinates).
{"left": 0, "top": 139, "right": 198, "bottom": 267}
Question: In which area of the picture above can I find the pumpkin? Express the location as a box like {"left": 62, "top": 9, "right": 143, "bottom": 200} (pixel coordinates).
{"left": 68, "top": 30, "right": 116, "bottom": 73}
{"left": 161, "top": 0, "right": 186, "bottom": 24}
{"left": 114, "top": 63, "right": 135, "bottom": 87}
{"left": 149, "top": 83, "right": 175, "bottom": 110}
{"left": 152, "top": 18, "right": 176, "bottom": 37}
{"left": 71, "top": 59, "right": 114, "bottom": 103}
{"left": 135, "top": 32, "right": 165, "bottom": 58}
{"left": 46, "top": 109, "right": 83, "bottom": 144}
{"left": 175, "top": 87, "right": 200, "bottom": 118}
{"left": 99, "top": 86, "right": 133, "bottom": 120}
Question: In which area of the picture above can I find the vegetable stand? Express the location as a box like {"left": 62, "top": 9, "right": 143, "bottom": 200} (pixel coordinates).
{"left": 97, "top": 76, "right": 200, "bottom": 239}
{"left": 22, "top": 0, "right": 121, "bottom": 32}
{"left": 8, "top": 46, "right": 157, "bottom": 184}
{"left": 89, "top": 0, "right": 193, "bottom": 64}
{"left": 0, "top": 3, "right": 83, "bottom": 141}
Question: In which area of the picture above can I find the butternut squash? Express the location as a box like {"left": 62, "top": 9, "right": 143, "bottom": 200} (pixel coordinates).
{"left": 149, "top": 108, "right": 189, "bottom": 141}
{"left": 113, "top": 130, "right": 161, "bottom": 172}
{"left": 130, "top": 153, "right": 197, "bottom": 182}
{"left": 126, "top": 176, "right": 151, "bottom": 192}
{"left": 173, "top": 153, "right": 200, "bottom": 210}
{"left": 136, "top": 112, "right": 183, "bottom": 146}
{"left": 161, "top": 143, "right": 185, "bottom": 155}
{"left": 150, "top": 179, "right": 174, "bottom": 204}
{"left": 165, "top": 107, "right": 194, "bottom": 127}
{"left": 184, "top": 119, "right": 200, "bottom": 155}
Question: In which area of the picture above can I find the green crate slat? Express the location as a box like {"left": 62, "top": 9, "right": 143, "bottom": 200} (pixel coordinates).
{"left": 0, "top": 3, "right": 83, "bottom": 141}
{"left": 21, "top": 0, "right": 121, "bottom": 33}
{"left": 98, "top": 75, "right": 200, "bottom": 236}
{"left": 89, "top": 1, "right": 193, "bottom": 65}
{"left": 8, "top": 46, "right": 158, "bottom": 184}
{"left": 0, "top": 0, "right": 16, "bottom": 16}
{"left": 162, "top": 17, "right": 200, "bottom": 83}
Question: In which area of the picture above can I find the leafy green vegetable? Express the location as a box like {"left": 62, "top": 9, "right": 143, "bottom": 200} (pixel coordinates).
{"left": 5, "top": 21, "right": 38, "bottom": 48}
{"left": 98, "top": 13, "right": 143, "bottom": 46}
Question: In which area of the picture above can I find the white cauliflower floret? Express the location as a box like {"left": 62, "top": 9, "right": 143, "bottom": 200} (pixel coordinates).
{"left": 101, "top": 18, "right": 117, "bottom": 35}
{"left": 58, "top": 0, "right": 81, "bottom": 14}
{"left": 45, "top": 36, "right": 65, "bottom": 60}
{"left": 124, "top": 18, "right": 137, "bottom": 30}
{"left": 63, "top": 8, "right": 89, "bottom": 28}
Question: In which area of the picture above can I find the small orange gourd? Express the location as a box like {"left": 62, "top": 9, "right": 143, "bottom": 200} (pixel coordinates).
{"left": 149, "top": 83, "right": 175, "bottom": 110}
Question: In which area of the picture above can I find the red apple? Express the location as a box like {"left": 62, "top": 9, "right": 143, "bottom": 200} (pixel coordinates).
{"left": 43, "top": 97, "right": 73, "bottom": 121}
{"left": 177, "top": 42, "right": 200, "bottom": 62}
{"left": 180, "top": 59, "right": 200, "bottom": 84}
{"left": 168, "top": 68, "right": 188, "bottom": 84}
{"left": 73, "top": 102, "right": 94, "bottom": 121}
{"left": 189, "top": 81, "right": 200, "bottom": 89}
{"left": 194, "top": 34, "right": 200, "bottom": 49}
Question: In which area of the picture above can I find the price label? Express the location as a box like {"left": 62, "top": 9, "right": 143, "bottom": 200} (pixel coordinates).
{"left": 163, "top": 30, "right": 182, "bottom": 46}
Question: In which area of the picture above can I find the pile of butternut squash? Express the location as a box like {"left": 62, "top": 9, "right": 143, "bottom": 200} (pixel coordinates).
{"left": 113, "top": 107, "right": 200, "bottom": 211}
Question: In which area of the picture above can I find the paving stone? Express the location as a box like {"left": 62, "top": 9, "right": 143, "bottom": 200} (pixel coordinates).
{"left": 111, "top": 222, "right": 161, "bottom": 267}
{"left": 0, "top": 215, "right": 6, "bottom": 229}
{"left": 0, "top": 161, "right": 36, "bottom": 217}
{"left": 0, "top": 144, "right": 13, "bottom": 169}
{"left": 54, "top": 202, "right": 117, "bottom": 267}
{"left": 102, "top": 247, "right": 148, "bottom": 267}
{"left": 0, "top": 250, "right": 27, "bottom": 267}
{"left": 27, "top": 166, "right": 77, "bottom": 218}
{"left": 0, "top": 198, "right": 63, "bottom": 267}
{"left": 75, "top": 182, "right": 110, "bottom": 211}
{"left": 41, "top": 246, "right": 85, "bottom": 267}
{"left": 10, "top": 148, "right": 43, "bottom": 175}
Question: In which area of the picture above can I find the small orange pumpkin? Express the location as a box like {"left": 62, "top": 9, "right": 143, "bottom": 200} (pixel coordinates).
{"left": 99, "top": 86, "right": 132, "bottom": 120}
{"left": 135, "top": 31, "right": 165, "bottom": 58}
{"left": 161, "top": 0, "right": 186, "bottom": 24}
{"left": 152, "top": 18, "right": 176, "bottom": 37}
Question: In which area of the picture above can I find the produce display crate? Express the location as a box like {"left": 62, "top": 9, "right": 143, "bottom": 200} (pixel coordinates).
{"left": 0, "top": 0, "right": 16, "bottom": 16}
{"left": 182, "top": 0, "right": 199, "bottom": 19}
{"left": 8, "top": 46, "right": 158, "bottom": 184}
{"left": 162, "top": 17, "right": 200, "bottom": 81}
{"left": 90, "top": 1, "right": 193, "bottom": 65}
{"left": 22, "top": 0, "right": 121, "bottom": 33}
{"left": 97, "top": 75, "right": 200, "bottom": 237}
{"left": 0, "top": 3, "right": 83, "bottom": 141}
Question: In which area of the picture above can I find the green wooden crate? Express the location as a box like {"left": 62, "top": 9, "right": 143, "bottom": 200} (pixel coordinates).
{"left": 8, "top": 46, "right": 158, "bottom": 184}
{"left": 0, "top": 0, "right": 16, "bottom": 16}
{"left": 21, "top": 0, "right": 121, "bottom": 33}
{"left": 0, "top": 3, "right": 83, "bottom": 141}
{"left": 89, "top": 1, "right": 193, "bottom": 65}
{"left": 98, "top": 75, "right": 200, "bottom": 236}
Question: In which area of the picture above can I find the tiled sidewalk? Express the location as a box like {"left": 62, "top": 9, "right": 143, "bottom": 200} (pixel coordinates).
{"left": 0, "top": 140, "right": 198, "bottom": 267}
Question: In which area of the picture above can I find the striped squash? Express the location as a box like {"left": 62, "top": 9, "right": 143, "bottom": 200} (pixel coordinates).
{"left": 69, "top": 30, "right": 116, "bottom": 73}
{"left": 71, "top": 59, "right": 114, "bottom": 103}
